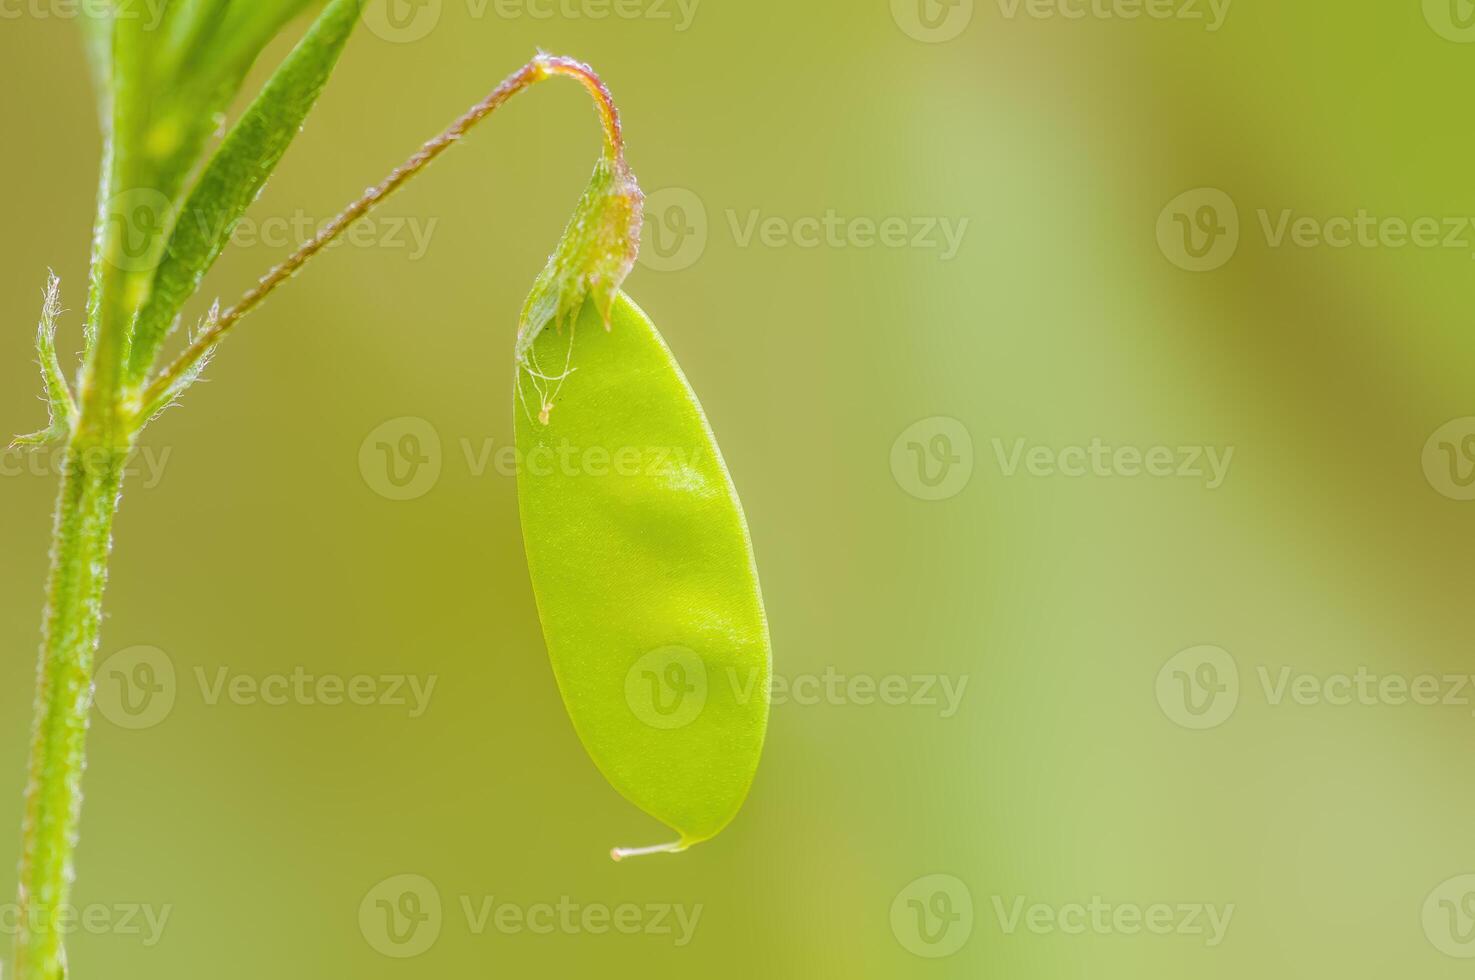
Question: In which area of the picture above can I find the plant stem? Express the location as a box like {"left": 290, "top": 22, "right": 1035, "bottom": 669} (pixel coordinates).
{"left": 10, "top": 51, "right": 630, "bottom": 980}
{"left": 13, "top": 130, "right": 137, "bottom": 980}
{"left": 13, "top": 440, "right": 130, "bottom": 980}
{"left": 143, "top": 54, "right": 629, "bottom": 408}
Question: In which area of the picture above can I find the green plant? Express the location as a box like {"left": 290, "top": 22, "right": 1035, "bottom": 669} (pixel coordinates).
{"left": 10, "top": 4, "right": 770, "bottom": 977}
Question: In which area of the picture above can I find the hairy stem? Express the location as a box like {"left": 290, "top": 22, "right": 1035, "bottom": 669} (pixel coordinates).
{"left": 143, "top": 53, "right": 628, "bottom": 408}
{"left": 13, "top": 441, "right": 130, "bottom": 980}
{"left": 11, "top": 52, "right": 633, "bottom": 980}
{"left": 80, "top": 135, "right": 139, "bottom": 450}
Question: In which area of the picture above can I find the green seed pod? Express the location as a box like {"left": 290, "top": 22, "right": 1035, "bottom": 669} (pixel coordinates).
{"left": 516, "top": 292, "right": 772, "bottom": 857}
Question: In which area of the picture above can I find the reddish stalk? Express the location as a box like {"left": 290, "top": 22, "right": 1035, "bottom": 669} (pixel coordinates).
{"left": 141, "top": 54, "right": 627, "bottom": 409}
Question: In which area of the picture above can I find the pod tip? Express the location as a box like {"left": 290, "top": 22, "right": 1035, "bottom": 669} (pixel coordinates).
{"left": 610, "top": 840, "right": 685, "bottom": 862}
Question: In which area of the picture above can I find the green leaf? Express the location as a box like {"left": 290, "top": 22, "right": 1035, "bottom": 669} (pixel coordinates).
{"left": 84, "top": 0, "right": 332, "bottom": 414}
{"left": 516, "top": 293, "right": 771, "bottom": 855}
{"left": 139, "top": 302, "right": 218, "bottom": 423}
{"left": 127, "top": 0, "right": 363, "bottom": 383}
{"left": 109, "top": 0, "right": 327, "bottom": 213}
{"left": 77, "top": 4, "right": 112, "bottom": 125}
{"left": 11, "top": 273, "right": 77, "bottom": 448}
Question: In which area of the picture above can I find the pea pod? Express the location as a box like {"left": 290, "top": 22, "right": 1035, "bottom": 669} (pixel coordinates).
{"left": 516, "top": 292, "right": 771, "bottom": 856}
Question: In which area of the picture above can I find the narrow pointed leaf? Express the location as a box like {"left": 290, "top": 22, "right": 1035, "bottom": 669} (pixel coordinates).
{"left": 140, "top": 303, "right": 219, "bottom": 423}
{"left": 12, "top": 273, "right": 76, "bottom": 448}
{"left": 87, "top": 0, "right": 329, "bottom": 403}
{"left": 77, "top": 4, "right": 112, "bottom": 125}
{"left": 109, "top": 0, "right": 326, "bottom": 210}
{"left": 36, "top": 273, "right": 74, "bottom": 423}
{"left": 127, "top": 0, "right": 363, "bottom": 382}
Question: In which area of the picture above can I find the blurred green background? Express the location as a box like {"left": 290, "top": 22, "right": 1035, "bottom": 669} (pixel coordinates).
{"left": 5, "top": 0, "right": 1475, "bottom": 976}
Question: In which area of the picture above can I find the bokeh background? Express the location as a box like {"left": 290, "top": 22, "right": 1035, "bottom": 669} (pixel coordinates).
{"left": 4, "top": 0, "right": 1475, "bottom": 976}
